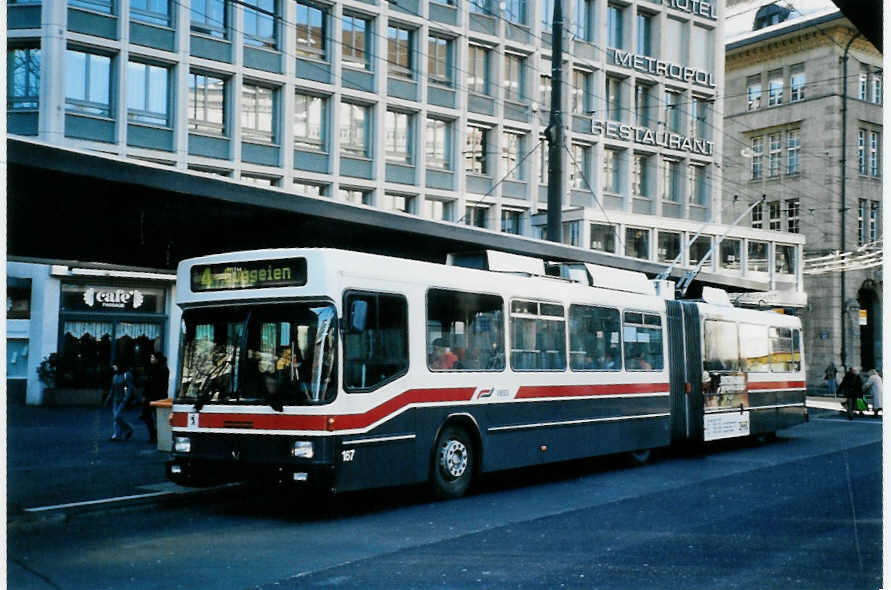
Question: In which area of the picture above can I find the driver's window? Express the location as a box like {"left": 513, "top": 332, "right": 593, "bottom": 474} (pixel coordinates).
{"left": 343, "top": 292, "right": 408, "bottom": 391}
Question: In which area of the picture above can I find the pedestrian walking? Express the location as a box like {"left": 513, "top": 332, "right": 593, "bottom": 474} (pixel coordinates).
{"left": 107, "top": 363, "right": 135, "bottom": 441}
{"left": 141, "top": 352, "right": 169, "bottom": 443}
{"left": 824, "top": 362, "right": 838, "bottom": 397}
{"left": 863, "top": 369, "right": 882, "bottom": 416}
{"left": 838, "top": 366, "right": 861, "bottom": 421}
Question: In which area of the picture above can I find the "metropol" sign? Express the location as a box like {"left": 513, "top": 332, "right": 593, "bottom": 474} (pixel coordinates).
{"left": 611, "top": 49, "right": 716, "bottom": 89}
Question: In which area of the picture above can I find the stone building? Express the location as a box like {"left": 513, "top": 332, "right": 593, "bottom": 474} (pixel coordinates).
{"left": 723, "top": 5, "right": 883, "bottom": 390}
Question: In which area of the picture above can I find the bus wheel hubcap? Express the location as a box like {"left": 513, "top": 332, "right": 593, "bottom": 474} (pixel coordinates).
{"left": 441, "top": 440, "right": 468, "bottom": 478}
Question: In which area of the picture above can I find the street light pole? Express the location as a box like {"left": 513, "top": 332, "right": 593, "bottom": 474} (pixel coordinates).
{"left": 839, "top": 30, "right": 860, "bottom": 368}
{"left": 545, "top": 0, "right": 564, "bottom": 243}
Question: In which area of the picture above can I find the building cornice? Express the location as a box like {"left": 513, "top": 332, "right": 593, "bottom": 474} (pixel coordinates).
{"left": 726, "top": 24, "right": 880, "bottom": 71}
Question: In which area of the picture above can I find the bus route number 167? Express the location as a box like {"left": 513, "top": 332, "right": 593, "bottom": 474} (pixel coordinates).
{"left": 342, "top": 449, "right": 356, "bottom": 462}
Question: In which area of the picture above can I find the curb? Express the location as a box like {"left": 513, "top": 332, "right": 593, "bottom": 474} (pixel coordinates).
{"left": 8, "top": 482, "right": 244, "bottom": 531}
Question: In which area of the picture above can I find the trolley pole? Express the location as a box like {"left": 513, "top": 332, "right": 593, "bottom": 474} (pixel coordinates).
{"left": 839, "top": 31, "right": 859, "bottom": 369}
{"left": 545, "top": 0, "right": 564, "bottom": 243}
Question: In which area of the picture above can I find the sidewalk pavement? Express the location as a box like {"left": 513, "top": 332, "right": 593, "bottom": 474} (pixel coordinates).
{"left": 6, "top": 400, "right": 204, "bottom": 523}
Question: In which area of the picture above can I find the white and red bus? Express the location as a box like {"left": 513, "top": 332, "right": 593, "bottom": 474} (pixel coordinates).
{"left": 166, "top": 248, "right": 806, "bottom": 498}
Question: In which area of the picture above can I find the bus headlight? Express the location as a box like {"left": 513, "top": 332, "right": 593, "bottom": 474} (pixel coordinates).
{"left": 174, "top": 436, "right": 191, "bottom": 453}
{"left": 292, "top": 440, "right": 314, "bottom": 459}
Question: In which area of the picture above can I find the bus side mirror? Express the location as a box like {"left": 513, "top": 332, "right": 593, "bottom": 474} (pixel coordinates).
{"left": 348, "top": 300, "right": 368, "bottom": 333}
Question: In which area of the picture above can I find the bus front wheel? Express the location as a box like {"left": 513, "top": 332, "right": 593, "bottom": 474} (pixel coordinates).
{"left": 431, "top": 426, "right": 474, "bottom": 499}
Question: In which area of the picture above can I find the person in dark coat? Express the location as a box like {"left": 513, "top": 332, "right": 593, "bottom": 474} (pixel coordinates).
{"left": 107, "top": 363, "right": 135, "bottom": 441}
{"left": 141, "top": 352, "right": 170, "bottom": 443}
{"left": 838, "top": 366, "right": 862, "bottom": 420}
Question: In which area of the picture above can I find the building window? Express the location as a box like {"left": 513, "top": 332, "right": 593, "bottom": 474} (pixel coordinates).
{"left": 859, "top": 73, "right": 868, "bottom": 101}
{"left": 542, "top": 0, "right": 553, "bottom": 28}
{"left": 870, "top": 130, "right": 880, "bottom": 177}
{"left": 340, "top": 102, "right": 370, "bottom": 157}
{"left": 633, "top": 153, "right": 650, "bottom": 198}
{"left": 65, "top": 49, "right": 112, "bottom": 118}
{"left": 467, "top": 45, "right": 489, "bottom": 95}
{"left": 751, "top": 202, "right": 763, "bottom": 229}
{"left": 869, "top": 201, "right": 880, "bottom": 242}
{"left": 603, "top": 149, "right": 621, "bottom": 194}
{"left": 501, "top": 209, "right": 522, "bottom": 234}
{"left": 625, "top": 227, "right": 650, "bottom": 259}
{"left": 127, "top": 61, "right": 169, "bottom": 126}
{"left": 574, "top": 0, "right": 592, "bottom": 41}
{"left": 341, "top": 188, "right": 374, "bottom": 205}
{"left": 465, "top": 204, "right": 488, "bottom": 228}
{"left": 502, "top": 130, "right": 524, "bottom": 180}
{"left": 786, "top": 129, "right": 800, "bottom": 175}
{"left": 469, "top": 0, "right": 490, "bottom": 14}
{"left": 387, "top": 25, "right": 413, "bottom": 79}
{"left": 241, "top": 83, "right": 276, "bottom": 143}
{"left": 570, "top": 143, "right": 590, "bottom": 189}
{"left": 775, "top": 245, "right": 795, "bottom": 275}
{"left": 7, "top": 278, "right": 31, "bottom": 320}
{"left": 790, "top": 63, "right": 805, "bottom": 102}
{"left": 342, "top": 14, "right": 371, "bottom": 70}
{"left": 503, "top": 0, "right": 525, "bottom": 24}
{"left": 872, "top": 75, "right": 882, "bottom": 105}
{"left": 242, "top": 173, "right": 279, "bottom": 186}
{"left": 751, "top": 136, "right": 763, "bottom": 179}
{"left": 664, "top": 90, "right": 681, "bottom": 133}
{"left": 590, "top": 223, "right": 616, "bottom": 253}
{"left": 293, "top": 92, "right": 326, "bottom": 150}
{"left": 606, "top": 77, "right": 623, "bottom": 122}
{"left": 607, "top": 4, "right": 623, "bottom": 49}
{"left": 720, "top": 239, "right": 741, "bottom": 271}
{"left": 7, "top": 48, "right": 40, "bottom": 111}
{"left": 385, "top": 110, "right": 413, "bottom": 164}
{"left": 746, "top": 75, "right": 762, "bottom": 111}
{"left": 572, "top": 70, "right": 591, "bottom": 115}
{"left": 243, "top": 0, "right": 276, "bottom": 48}
{"left": 563, "top": 221, "right": 582, "bottom": 247}
{"left": 689, "top": 164, "right": 708, "bottom": 206}
{"left": 425, "top": 117, "right": 450, "bottom": 170}
{"left": 858, "top": 198, "right": 867, "bottom": 245}
{"left": 768, "top": 201, "right": 781, "bottom": 231}
{"left": 295, "top": 2, "right": 326, "bottom": 60}
{"left": 689, "top": 235, "right": 712, "bottom": 266}
{"left": 636, "top": 12, "right": 653, "bottom": 55}
{"left": 691, "top": 95, "right": 709, "bottom": 139}
{"left": 188, "top": 73, "right": 225, "bottom": 136}
{"left": 466, "top": 126, "right": 489, "bottom": 175}
{"left": 191, "top": 0, "right": 227, "bottom": 38}
{"left": 635, "top": 84, "right": 652, "bottom": 127}
{"left": 787, "top": 198, "right": 799, "bottom": 233}
{"left": 747, "top": 241, "right": 769, "bottom": 273}
{"left": 426, "top": 199, "right": 455, "bottom": 221}
{"left": 657, "top": 231, "right": 681, "bottom": 263}
{"left": 539, "top": 75, "right": 552, "bottom": 111}
{"left": 293, "top": 181, "right": 326, "bottom": 197}
{"left": 131, "top": 0, "right": 170, "bottom": 25}
{"left": 428, "top": 35, "right": 452, "bottom": 87}
{"left": 767, "top": 69, "right": 783, "bottom": 106}
{"left": 662, "top": 158, "right": 680, "bottom": 202}
{"left": 767, "top": 133, "right": 781, "bottom": 177}
{"left": 70, "top": 0, "right": 113, "bottom": 14}
{"left": 858, "top": 129, "right": 866, "bottom": 174}
{"left": 504, "top": 53, "right": 525, "bottom": 102}
{"left": 382, "top": 193, "right": 416, "bottom": 214}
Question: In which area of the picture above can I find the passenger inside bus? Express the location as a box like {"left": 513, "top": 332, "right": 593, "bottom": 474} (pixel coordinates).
{"left": 627, "top": 347, "right": 652, "bottom": 370}
{"left": 431, "top": 338, "right": 459, "bottom": 370}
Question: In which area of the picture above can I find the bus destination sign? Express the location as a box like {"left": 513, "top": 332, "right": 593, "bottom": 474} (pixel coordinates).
{"left": 191, "top": 258, "right": 307, "bottom": 292}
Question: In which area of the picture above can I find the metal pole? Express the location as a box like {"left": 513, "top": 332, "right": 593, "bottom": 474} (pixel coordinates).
{"left": 545, "top": 0, "right": 564, "bottom": 243}
{"left": 840, "top": 31, "right": 860, "bottom": 368}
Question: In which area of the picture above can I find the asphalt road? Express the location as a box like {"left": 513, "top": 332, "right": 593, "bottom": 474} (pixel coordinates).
{"left": 8, "top": 414, "right": 882, "bottom": 590}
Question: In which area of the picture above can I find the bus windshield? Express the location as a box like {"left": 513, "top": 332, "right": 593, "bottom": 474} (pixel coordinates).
{"left": 177, "top": 303, "right": 337, "bottom": 407}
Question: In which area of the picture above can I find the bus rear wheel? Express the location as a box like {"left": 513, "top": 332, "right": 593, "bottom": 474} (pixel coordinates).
{"left": 431, "top": 426, "right": 474, "bottom": 499}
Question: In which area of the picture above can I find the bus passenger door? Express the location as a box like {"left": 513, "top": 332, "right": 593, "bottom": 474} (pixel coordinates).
{"left": 681, "top": 303, "right": 704, "bottom": 443}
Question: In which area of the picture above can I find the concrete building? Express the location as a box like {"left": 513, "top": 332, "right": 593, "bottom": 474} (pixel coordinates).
{"left": 7, "top": 0, "right": 807, "bottom": 403}
{"left": 722, "top": 5, "right": 882, "bottom": 390}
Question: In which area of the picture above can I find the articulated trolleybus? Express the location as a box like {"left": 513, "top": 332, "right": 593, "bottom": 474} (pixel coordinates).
{"left": 167, "top": 248, "right": 807, "bottom": 498}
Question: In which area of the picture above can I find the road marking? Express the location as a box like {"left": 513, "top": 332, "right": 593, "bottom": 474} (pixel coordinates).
{"left": 24, "top": 491, "right": 170, "bottom": 513}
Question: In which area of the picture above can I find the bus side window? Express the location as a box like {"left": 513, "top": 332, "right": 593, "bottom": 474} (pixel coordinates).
{"left": 703, "top": 320, "right": 739, "bottom": 372}
{"left": 622, "top": 312, "right": 663, "bottom": 371}
{"left": 427, "top": 289, "right": 504, "bottom": 372}
{"left": 343, "top": 292, "right": 408, "bottom": 391}
{"left": 510, "top": 300, "right": 566, "bottom": 372}
{"left": 792, "top": 329, "right": 802, "bottom": 371}
{"left": 739, "top": 323, "right": 769, "bottom": 372}
{"left": 768, "top": 327, "right": 794, "bottom": 372}
{"left": 569, "top": 305, "right": 621, "bottom": 371}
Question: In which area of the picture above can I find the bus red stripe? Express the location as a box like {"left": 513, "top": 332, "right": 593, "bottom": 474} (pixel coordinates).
{"left": 747, "top": 380, "right": 806, "bottom": 391}
{"left": 516, "top": 383, "right": 669, "bottom": 398}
